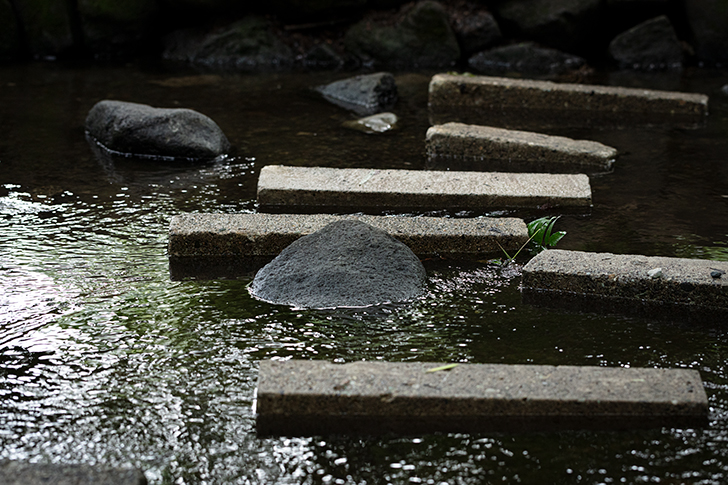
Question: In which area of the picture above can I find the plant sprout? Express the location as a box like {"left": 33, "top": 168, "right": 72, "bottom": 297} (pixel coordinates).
{"left": 495, "top": 216, "right": 566, "bottom": 267}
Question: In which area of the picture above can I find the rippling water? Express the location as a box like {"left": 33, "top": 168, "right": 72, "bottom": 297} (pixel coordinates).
{"left": 1, "top": 62, "right": 728, "bottom": 483}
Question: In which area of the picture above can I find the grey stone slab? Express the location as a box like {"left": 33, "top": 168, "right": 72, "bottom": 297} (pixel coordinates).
{"left": 256, "top": 165, "right": 592, "bottom": 211}
{"left": 168, "top": 212, "right": 528, "bottom": 280}
{"left": 426, "top": 122, "right": 617, "bottom": 173}
{"left": 256, "top": 360, "right": 708, "bottom": 436}
{"left": 522, "top": 249, "right": 728, "bottom": 323}
{"left": 0, "top": 461, "right": 147, "bottom": 485}
{"left": 428, "top": 73, "right": 709, "bottom": 128}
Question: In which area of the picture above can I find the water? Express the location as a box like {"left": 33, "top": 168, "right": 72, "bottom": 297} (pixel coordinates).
{"left": 1, "top": 61, "right": 728, "bottom": 484}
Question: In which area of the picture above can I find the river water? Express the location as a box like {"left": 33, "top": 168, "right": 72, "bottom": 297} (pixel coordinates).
{"left": 1, "top": 62, "right": 727, "bottom": 484}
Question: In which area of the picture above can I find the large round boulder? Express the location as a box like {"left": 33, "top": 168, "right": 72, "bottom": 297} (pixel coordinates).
{"left": 85, "top": 100, "right": 230, "bottom": 161}
{"left": 249, "top": 220, "right": 427, "bottom": 309}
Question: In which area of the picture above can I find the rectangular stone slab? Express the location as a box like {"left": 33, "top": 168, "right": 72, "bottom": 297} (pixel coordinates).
{"left": 256, "top": 360, "right": 708, "bottom": 436}
{"left": 428, "top": 74, "right": 709, "bottom": 128}
{"left": 169, "top": 212, "right": 527, "bottom": 257}
{"left": 426, "top": 122, "right": 617, "bottom": 173}
{"left": 522, "top": 249, "right": 728, "bottom": 323}
{"left": 256, "top": 165, "right": 592, "bottom": 210}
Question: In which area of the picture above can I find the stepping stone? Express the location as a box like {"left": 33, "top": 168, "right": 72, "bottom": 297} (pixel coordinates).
{"left": 429, "top": 73, "right": 709, "bottom": 128}
{"left": 256, "top": 165, "right": 592, "bottom": 211}
{"left": 522, "top": 249, "right": 728, "bottom": 323}
{"left": 168, "top": 213, "right": 527, "bottom": 280}
{"left": 426, "top": 122, "right": 617, "bottom": 173}
{"left": 256, "top": 360, "right": 708, "bottom": 436}
{"left": 0, "top": 462, "right": 146, "bottom": 485}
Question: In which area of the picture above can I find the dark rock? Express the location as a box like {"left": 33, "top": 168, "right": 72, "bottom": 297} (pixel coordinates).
{"left": 495, "top": 0, "right": 602, "bottom": 54}
{"left": 267, "top": 0, "right": 367, "bottom": 20}
{"left": 315, "top": 72, "right": 397, "bottom": 115}
{"left": 468, "top": 42, "right": 585, "bottom": 76}
{"left": 77, "top": 0, "right": 158, "bottom": 58}
{"left": 249, "top": 220, "right": 426, "bottom": 309}
{"left": 0, "top": 0, "right": 21, "bottom": 60}
{"left": 12, "top": 0, "right": 76, "bottom": 59}
{"left": 85, "top": 100, "right": 230, "bottom": 161}
{"left": 451, "top": 9, "right": 502, "bottom": 55}
{"left": 685, "top": 0, "right": 728, "bottom": 64}
{"left": 303, "top": 43, "right": 345, "bottom": 70}
{"left": 162, "top": 16, "right": 295, "bottom": 71}
{"left": 0, "top": 461, "right": 147, "bottom": 485}
{"left": 344, "top": 0, "right": 460, "bottom": 68}
{"left": 722, "top": 84, "right": 728, "bottom": 96}
{"left": 608, "top": 15, "right": 683, "bottom": 70}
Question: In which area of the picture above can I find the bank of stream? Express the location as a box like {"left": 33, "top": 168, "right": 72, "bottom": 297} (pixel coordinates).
{"left": 1, "top": 62, "right": 728, "bottom": 484}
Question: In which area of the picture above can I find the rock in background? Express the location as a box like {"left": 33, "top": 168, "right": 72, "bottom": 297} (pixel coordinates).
{"left": 608, "top": 15, "right": 683, "bottom": 70}
{"left": 468, "top": 42, "right": 585, "bottom": 77}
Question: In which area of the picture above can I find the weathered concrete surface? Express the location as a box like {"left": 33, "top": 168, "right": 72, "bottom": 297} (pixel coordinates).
{"left": 522, "top": 249, "right": 728, "bottom": 323}
{"left": 428, "top": 74, "right": 709, "bottom": 128}
{"left": 168, "top": 212, "right": 528, "bottom": 280}
{"left": 257, "top": 165, "right": 592, "bottom": 211}
{"left": 426, "top": 122, "right": 617, "bottom": 173}
{"left": 0, "top": 461, "right": 147, "bottom": 485}
{"left": 256, "top": 360, "right": 708, "bottom": 436}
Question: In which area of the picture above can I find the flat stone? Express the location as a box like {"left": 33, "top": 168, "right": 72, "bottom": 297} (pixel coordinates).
{"left": 168, "top": 212, "right": 528, "bottom": 280}
{"left": 522, "top": 249, "right": 728, "bottom": 323}
{"left": 428, "top": 73, "right": 709, "bottom": 128}
{"left": 0, "top": 461, "right": 147, "bottom": 485}
{"left": 256, "top": 360, "right": 708, "bottom": 436}
{"left": 426, "top": 122, "right": 617, "bottom": 173}
{"left": 257, "top": 165, "right": 592, "bottom": 211}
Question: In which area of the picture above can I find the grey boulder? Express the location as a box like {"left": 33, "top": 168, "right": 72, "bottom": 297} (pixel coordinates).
{"left": 85, "top": 100, "right": 230, "bottom": 161}
{"left": 608, "top": 15, "right": 683, "bottom": 70}
{"left": 249, "top": 220, "right": 426, "bottom": 309}
{"left": 316, "top": 72, "right": 397, "bottom": 115}
{"left": 468, "top": 42, "right": 585, "bottom": 76}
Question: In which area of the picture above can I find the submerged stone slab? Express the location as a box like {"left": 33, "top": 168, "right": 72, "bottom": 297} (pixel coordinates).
{"left": 256, "top": 360, "right": 708, "bottom": 436}
{"left": 168, "top": 213, "right": 528, "bottom": 280}
{"left": 428, "top": 73, "right": 709, "bottom": 128}
{"left": 426, "top": 122, "right": 617, "bottom": 173}
{"left": 522, "top": 249, "right": 728, "bottom": 323}
{"left": 0, "top": 461, "right": 147, "bottom": 485}
{"left": 257, "top": 165, "right": 592, "bottom": 211}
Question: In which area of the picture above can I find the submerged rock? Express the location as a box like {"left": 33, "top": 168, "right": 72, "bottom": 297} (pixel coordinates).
{"left": 342, "top": 112, "right": 398, "bottom": 134}
{"left": 249, "top": 220, "right": 426, "bottom": 309}
{"left": 85, "top": 100, "right": 230, "bottom": 161}
{"left": 608, "top": 15, "right": 683, "bottom": 70}
{"left": 344, "top": 0, "right": 459, "bottom": 68}
{"left": 468, "top": 42, "right": 585, "bottom": 76}
{"left": 162, "top": 16, "right": 294, "bottom": 71}
{"left": 316, "top": 72, "right": 397, "bottom": 116}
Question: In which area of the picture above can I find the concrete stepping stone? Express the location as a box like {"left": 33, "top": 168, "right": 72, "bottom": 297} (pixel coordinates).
{"left": 168, "top": 213, "right": 528, "bottom": 280}
{"left": 256, "top": 360, "right": 707, "bottom": 436}
{"left": 0, "top": 461, "right": 146, "bottom": 485}
{"left": 256, "top": 165, "right": 592, "bottom": 211}
{"left": 429, "top": 73, "right": 709, "bottom": 128}
{"left": 426, "top": 122, "right": 617, "bottom": 173}
{"left": 522, "top": 249, "right": 728, "bottom": 323}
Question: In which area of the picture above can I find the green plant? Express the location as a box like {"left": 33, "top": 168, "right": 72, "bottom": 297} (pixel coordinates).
{"left": 494, "top": 216, "right": 566, "bottom": 266}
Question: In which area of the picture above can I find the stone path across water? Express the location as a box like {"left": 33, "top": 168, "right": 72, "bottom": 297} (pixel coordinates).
{"left": 426, "top": 122, "right": 617, "bottom": 173}
{"left": 429, "top": 73, "right": 709, "bottom": 128}
{"left": 256, "top": 165, "right": 592, "bottom": 211}
{"left": 256, "top": 360, "right": 708, "bottom": 436}
{"left": 522, "top": 249, "right": 728, "bottom": 323}
{"left": 169, "top": 212, "right": 528, "bottom": 258}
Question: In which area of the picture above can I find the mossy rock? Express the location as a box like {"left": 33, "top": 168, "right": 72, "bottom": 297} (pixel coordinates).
{"left": 12, "top": 0, "right": 76, "bottom": 58}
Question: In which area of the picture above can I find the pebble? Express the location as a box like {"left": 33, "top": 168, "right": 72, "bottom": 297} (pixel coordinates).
{"left": 647, "top": 267, "right": 662, "bottom": 279}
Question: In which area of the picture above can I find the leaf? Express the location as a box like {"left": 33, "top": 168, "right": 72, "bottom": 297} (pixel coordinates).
{"left": 425, "top": 363, "right": 459, "bottom": 373}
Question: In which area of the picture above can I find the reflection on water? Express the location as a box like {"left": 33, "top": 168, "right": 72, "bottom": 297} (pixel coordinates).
{"left": 1, "top": 62, "right": 728, "bottom": 483}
